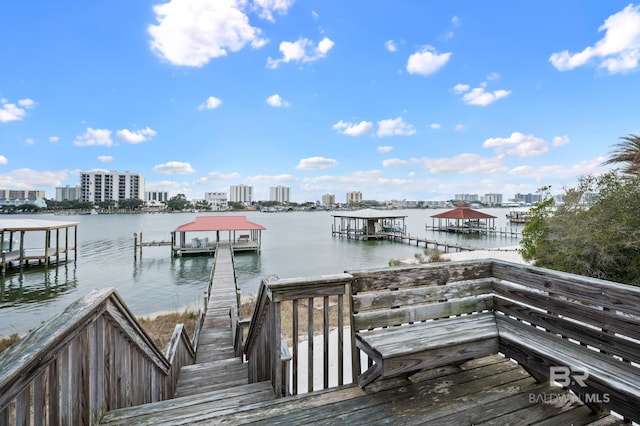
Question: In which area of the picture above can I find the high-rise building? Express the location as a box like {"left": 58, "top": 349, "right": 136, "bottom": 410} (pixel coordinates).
{"left": 205, "top": 192, "right": 228, "bottom": 211}
{"left": 346, "top": 191, "right": 362, "bottom": 204}
{"left": 0, "top": 189, "right": 46, "bottom": 200}
{"left": 322, "top": 193, "right": 336, "bottom": 205}
{"left": 55, "top": 185, "right": 81, "bottom": 201}
{"left": 229, "top": 185, "right": 253, "bottom": 203}
{"left": 269, "top": 186, "right": 290, "bottom": 203}
{"left": 145, "top": 191, "right": 169, "bottom": 203}
{"left": 455, "top": 193, "right": 479, "bottom": 203}
{"left": 514, "top": 193, "right": 542, "bottom": 205}
{"left": 80, "top": 170, "right": 145, "bottom": 204}
{"left": 481, "top": 193, "right": 503, "bottom": 206}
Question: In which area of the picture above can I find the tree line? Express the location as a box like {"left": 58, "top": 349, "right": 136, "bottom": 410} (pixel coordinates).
{"left": 521, "top": 134, "right": 640, "bottom": 286}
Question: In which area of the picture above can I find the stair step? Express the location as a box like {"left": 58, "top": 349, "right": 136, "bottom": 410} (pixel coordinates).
{"left": 99, "top": 381, "right": 275, "bottom": 425}
{"left": 174, "top": 360, "right": 248, "bottom": 397}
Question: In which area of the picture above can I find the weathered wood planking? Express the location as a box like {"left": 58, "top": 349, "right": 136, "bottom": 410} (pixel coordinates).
{"left": 0, "top": 287, "right": 197, "bottom": 425}
{"left": 244, "top": 274, "right": 351, "bottom": 397}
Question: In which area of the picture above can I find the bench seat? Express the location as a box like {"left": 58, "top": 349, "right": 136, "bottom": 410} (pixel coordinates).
{"left": 355, "top": 312, "right": 499, "bottom": 386}
{"left": 497, "top": 315, "right": 640, "bottom": 420}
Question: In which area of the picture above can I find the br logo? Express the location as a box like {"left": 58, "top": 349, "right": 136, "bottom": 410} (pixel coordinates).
{"left": 550, "top": 366, "right": 589, "bottom": 387}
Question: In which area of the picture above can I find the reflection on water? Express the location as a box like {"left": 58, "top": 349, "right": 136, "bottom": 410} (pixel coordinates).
{"left": 0, "top": 263, "right": 77, "bottom": 308}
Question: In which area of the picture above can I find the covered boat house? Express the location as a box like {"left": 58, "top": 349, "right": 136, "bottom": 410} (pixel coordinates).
{"left": 1, "top": 218, "right": 79, "bottom": 271}
{"left": 429, "top": 207, "right": 497, "bottom": 234}
{"left": 171, "top": 216, "right": 265, "bottom": 257}
{"left": 332, "top": 209, "right": 407, "bottom": 240}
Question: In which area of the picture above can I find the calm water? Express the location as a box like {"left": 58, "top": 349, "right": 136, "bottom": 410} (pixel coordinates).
{"left": 0, "top": 209, "right": 521, "bottom": 337}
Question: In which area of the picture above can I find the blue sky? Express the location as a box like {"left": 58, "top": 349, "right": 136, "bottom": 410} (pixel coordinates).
{"left": 1, "top": 1, "right": 640, "bottom": 203}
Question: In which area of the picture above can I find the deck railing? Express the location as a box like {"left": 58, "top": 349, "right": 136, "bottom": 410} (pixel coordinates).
{"left": 0, "top": 288, "right": 197, "bottom": 425}
{"left": 243, "top": 273, "right": 354, "bottom": 397}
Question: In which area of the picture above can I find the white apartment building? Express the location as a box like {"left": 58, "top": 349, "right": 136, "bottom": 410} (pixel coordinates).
{"left": 55, "top": 185, "right": 81, "bottom": 201}
{"left": 0, "top": 189, "right": 46, "bottom": 200}
{"left": 205, "top": 192, "right": 229, "bottom": 211}
{"left": 80, "top": 170, "right": 145, "bottom": 204}
{"left": 229, "top": 185, "right": 253, "bottom": 204}
{"left": 269, "top": 186, "right": 290, "bottom": 203}
{"left": 145, "top": 191, "right": 169, "bottom": 203}
{"left": 322, "top": 193, "right": 336, "bottom": 205}
{"left": 346, "top": 191, "right": 362, "bottom": 204}
{"left": 481, "top": 193, "right": 503, "bottom": 206}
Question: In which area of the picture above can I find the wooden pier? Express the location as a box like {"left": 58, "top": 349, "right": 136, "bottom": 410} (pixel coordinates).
{"left": 1, "top": 219, "right": 78, "bottom": 272}
{"left": 2, "top": 258, "right": 638, "bottom": 424}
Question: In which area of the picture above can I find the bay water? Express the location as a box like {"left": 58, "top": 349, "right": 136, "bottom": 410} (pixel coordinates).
{"left": 0, "top": 209, "right": 521, "bottom": 337}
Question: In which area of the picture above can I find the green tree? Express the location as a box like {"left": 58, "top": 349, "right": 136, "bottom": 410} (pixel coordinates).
{"left": 521, "top": 172, "right": 640, "bottom": 285}
{"left": 166, "top": 194, "right": 191, "bottom": 211}
{"left": 601, "top": 133, "right": 640, "bottom": 176}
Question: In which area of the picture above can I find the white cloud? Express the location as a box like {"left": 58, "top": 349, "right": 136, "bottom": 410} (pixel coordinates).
{"left": 267, "top": 37, "right": 335, "bottom": 69}
{"left": 385, "top": 40, "right": 397, "bottom": 52}
{"left": 252, "top": 0, "right": 294, "bottom": 22}
{"left": 424, "top": 153, "right": 507, "bottom": 174}
{"left": 377, "top": 117, "right": 416, "bottom": 137}
{"left": 266, "top": 94, "right": 291, "bottom": 108}
{"left": 452, "top": 84, "right": 470, "bottom": 94}
{"left": 0, "top": 155, "right": 7, "bottom": 165}
{"left": 483, "top": 132, "right": 549, "bottom": 157}
{"left": 195, "top": 171, "right": 241, "bottom": 184}
{"left": 295, "top": 156, "right": 338, "bottom": 170}
{"left": 406, "top": 46, "right": 451, "bottom": 76}
{"left": 376, "top": 146, "right": 393, "bottom": 153}
{"left": 486, "top": 72, "right": 500, "bottom": 80}
{"left": 382, "top": 158, "right": 421, "bottom": 167}
{"left": 49, "top": 136, "right": 60, "bottom": 143}
{"left": 509, "top": 157, "right": 606, "bottom": 181}
{"left": 74, "top": 128, "right": 113, "bottom": 147}
{"left": 0, "top": 168, "right": 69, "bottom": 189}
{"left": 97, "top": 155, "right": 113, "bottom": 163}
{"left": 451, "top": 16, "right": 460, "bottom": 27}
{"left": 552, "top": 135, "right": 570, "bottom": 146}
{"left": 311, "top": 10, "right": 319, "bottom": 20}
{"left": 198, "top": 96, "right": 222, "bottom": 110}
{"left": 455, "top": 82, "right": 511, "bottom": 106}
{"left": 455, "top": 123, "right": 465, "bottom": 131}
{"left": 430, "top": 123, "right": 441, "bottom": 129}
{"left": 332, "top": 120, "right": 374, "bottom": 136}
{"left": 116, "top": 127, "right": 157, "bottom": 144}
{"left": 153, "top": 161, "right": 196, "bottom": 174}
{"left": 148, "top": 0, "right": 267, "bottom": 67}
{"left": 0, "top": 98, "right": 35, "bottom": 123}
{"left": 549, "top": 4, "right": 640, "bottom": 74}
{"left": 25, "top": 138, "right": 35, "bottom": 145}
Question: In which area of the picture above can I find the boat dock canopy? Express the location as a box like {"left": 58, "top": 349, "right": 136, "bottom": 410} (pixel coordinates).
{"left": 172, "top": 216, "right": 266, "bottom": 256}
{"left": 429, "top": 206, "right": 497, "bottom": 234}
{"left": 331, "top": 209, "right": 408, "bottom": 240}
{"left": 1, "top": 218, "right": 79, "bottom": 271}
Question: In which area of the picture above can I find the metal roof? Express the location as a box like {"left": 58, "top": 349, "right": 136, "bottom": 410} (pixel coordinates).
{"left": 331, "top": 209, "right": 408, "bottom": 219}
{"left": 174, "top": 216, "right": 266, "bottom": 232}
{"left": 0, "top": 218, "right": 80, "bottom": 232}
{"left": 430, "top": 207, "right": 497, "bottom": 220}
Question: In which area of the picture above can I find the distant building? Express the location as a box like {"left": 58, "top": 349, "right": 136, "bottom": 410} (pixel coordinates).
{"left": 55, "top": 185, "right": 81, "bottom": 201}
{"left": 455, "top": 193, "right": 479, "bottom": 203}
{"left": 322, "top": 193, "right": 336, "bottom": 205}
{"left": 346, "top": 191, "right": 362, "bottom": 204}
{"left": 514, "top": 193, "right": 542, "bottom": 205}
{"left": 205, "top": 192, "right": 228, "bottom": 211}
{"left": 145, "top": 191, "right": 169, "bottom": 203}
{"left": 229, "top": 185, "right": 253, "bottom": 203}
{"left": 0, "top": 189, "right": 46, "bottom": 200}
{"left": 270, "top": 186, "right": 290, "bottom": 203}
{"left": 481, "top": 193, "right": 503, "bottom": 206}
{"left": 80, "top": 170, "right": 145, "bottom": 204}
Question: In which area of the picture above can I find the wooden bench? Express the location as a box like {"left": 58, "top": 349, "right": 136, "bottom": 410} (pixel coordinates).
{"left": 238, "top": 234, "right": 250, "bottom": 243}
{"left": 491, "top": 261, "right": 640, "bottom": 422}
{"left": 350, "top": 259, "right": 640, "bottom": 422}
{"left": 349, "top": 261, "right": 498, "bottom": 387}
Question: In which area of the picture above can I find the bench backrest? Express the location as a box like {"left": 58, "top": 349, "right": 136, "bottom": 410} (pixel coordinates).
{"left": 349, "top": 260, "right": 495, "bottom": 332}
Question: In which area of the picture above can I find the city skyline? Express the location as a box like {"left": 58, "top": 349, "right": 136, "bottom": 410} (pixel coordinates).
{"left": 1, "top": 2, "right": 639, "bottom": 203}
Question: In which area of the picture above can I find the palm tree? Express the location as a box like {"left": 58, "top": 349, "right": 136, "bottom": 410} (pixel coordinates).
{"left": 602, "top": 134, "right": 640, "bottom": 175}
